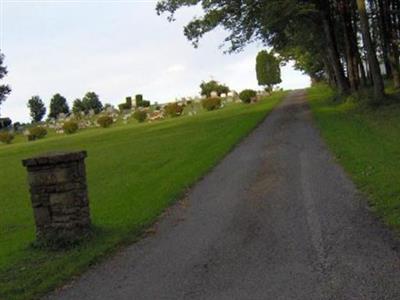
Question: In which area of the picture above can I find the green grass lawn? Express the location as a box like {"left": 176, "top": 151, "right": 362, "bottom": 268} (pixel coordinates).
{"left": 308, "top": 84, "right": 400, "bottom": 229}
{"left": 0, "top": 93, "right": 284, "bottom": 300}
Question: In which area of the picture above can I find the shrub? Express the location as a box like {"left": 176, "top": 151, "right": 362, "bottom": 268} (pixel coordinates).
{"left": 135, "top": 95, "right": 151, "bottom": 108}
{"left": 142, "top": 100, "right": 151, "bottom": 107}
{"left": 118, "top": 97, "right": 132, "bottom": 112}
{"left": 133, "top": 110, "right": 147, "bottom": 123}
{"left": 164, "top": 103, "right": 184, "bottom": 117}
{"left": 97, "top": 115, "right": 114, "bottom": 128}
{"left": 202, "top": 97, "right": 222, "bottom": 111}
{"left": 135, "top": 94, "right": 143, "bottom": 106}
{"left": 118, "top": 103, "right": 129, "bottom": 111}
{"left": 0, "top": 131, "right": 14, "bottom": 144}
{"left": 28, "top": 126, "right": 47, "bottom": 141}
{"left": 62, "top": 121, "right": 79, "bottom": 134}
{"left": 239, "top": 89, "right": 257, "bottom": 103}
{"left": 126, "top": 97, "right": 132, "bottom": 108}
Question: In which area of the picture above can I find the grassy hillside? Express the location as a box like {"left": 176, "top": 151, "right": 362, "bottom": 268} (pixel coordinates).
{"left": 308, "top": 84, "right": 400, "bottom": 228}
{"left": 0, "top": 93, "right": 284, "bottom": 300}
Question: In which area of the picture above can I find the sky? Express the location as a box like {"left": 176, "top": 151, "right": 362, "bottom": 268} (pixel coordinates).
{"left": 0, "top": 0, "right": 310, "bottom": 123}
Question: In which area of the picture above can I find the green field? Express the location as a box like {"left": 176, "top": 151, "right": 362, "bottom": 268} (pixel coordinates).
{"left": 308, "top": 84, "right": 400, "bottom": 228}
{"left": 0, "top": 93, "right": 284, "bottom": 300}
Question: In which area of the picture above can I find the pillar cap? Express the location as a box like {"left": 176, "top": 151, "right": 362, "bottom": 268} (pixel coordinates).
{"left": 22, "top": 151, "right": 87, "bottom": 167}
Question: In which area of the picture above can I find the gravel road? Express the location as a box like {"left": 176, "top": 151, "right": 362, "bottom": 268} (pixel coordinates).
{"left": 48, "top": 90, "right": 400, "bottom": 300}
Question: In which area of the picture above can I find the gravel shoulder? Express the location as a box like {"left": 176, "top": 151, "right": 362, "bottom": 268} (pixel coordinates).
{"left": 48, "top": 90, "right": 400, "bottom": 300}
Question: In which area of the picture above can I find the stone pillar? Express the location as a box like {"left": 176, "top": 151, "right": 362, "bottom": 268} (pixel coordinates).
{"left": 22, "top": 151, "right": 91, "bottom": 245}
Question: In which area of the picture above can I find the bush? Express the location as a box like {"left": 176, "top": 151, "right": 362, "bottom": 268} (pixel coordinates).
{"left": 164, "top": 103, "right": 184, "bottom": 117}
{"left": 202, "top": 97, "right": 222, "bottom": 111}
{"left": 118, "top": 103, "right": 129, "bottom": 111}
{"left": 239, "top": 89, "right": 257, "bottom": 103}
{"left": 126, "top": 97, "right": 132, "bottom": 108}
{"left": 133, "top": 110, "right": 147, "bottom": 123}
{"left": 135, "top": 95, "right": 151, "bottom": 108}
{"left": 135, "top": 94, "right": 143, "bottom": 107}
{"left": 28, "top": 126, "right": 47, "bottom": 141}
{"left": 118, "top": 97, "right": 133, "bottom": 112}
{"left": 97, "top": 115, "right": 114, "bottom": 128}
{"left": 62, "top": 121, "right": 79, "bottom": 134}
{"left": 0, "top": 131, "right": 14, "bottom": 144}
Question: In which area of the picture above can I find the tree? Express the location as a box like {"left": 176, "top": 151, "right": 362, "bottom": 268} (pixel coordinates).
{"left": 0, "top": 51, "right": 11, "bottom": 116}
{"left": 27, "top": 96, "right": 46, "bottom": 123}
{"left": 368, "top": 0, "right": 400, "bottom": 88}
{"left": 156, "top": 0, "right": 351, "bottom": 94}
{"left": 82, "top": 92, "right": 103, "bottom": 114}
{"left": 49, "top": 93, "right": 69, "bottom": 119}
{"left": 157, "top": 0, "right": 393, "bottom": 102}
{"left": 356, "top": 0, "right": 385, "bottom": 102}
{"left": 200, "top": 80, "right": 229, "bottom": 97}
{"left": 72, "top": 98, "right": 85, "bottom": 114}
{"left": 256, "top": 50, "right": 282, "bottom": 91}
{"left": 0, "top": 117, "right": 12, "bottom": 129}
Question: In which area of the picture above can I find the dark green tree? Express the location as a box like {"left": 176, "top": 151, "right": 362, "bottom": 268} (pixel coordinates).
{"left": 200, "top": 80, "right": 229, "bottom": 97}
{"left": 72, "top": 98, "right": 85, "bottom": 114}
{"left": 256, "top": 50, "right": 282, "bottom": 91}
{"left": 156, "top": 0, "right": 347, "bottom": 91}
{"left": 49, "top": 93, "right": 69, "bottom": 119}
{"left": 27, "top": 96, "right": 46, "bottom": 123}
{"left": 157, "top": 0, "right": 393, "bottom": 102}
{"left": 356, "top": 0, "right": 385, "bottom": 101}
{"left": 0, "top": 51, "right": 11, "bottom": 116}
{"left": 0, "top": 117, "right": 12, "bottom": 129}
{"left": 82, "top": 92, "right": 103, "bottom": 114}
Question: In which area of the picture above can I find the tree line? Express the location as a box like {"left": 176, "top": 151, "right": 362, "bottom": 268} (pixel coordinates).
{"left": 0, "top": 51, "right": 105, "bottom": 124}
{"left": 156, "top": 0, "right": 400, "bottom": 103}
{"left": 27, "top": 92, "right": 103, "bottom": 123}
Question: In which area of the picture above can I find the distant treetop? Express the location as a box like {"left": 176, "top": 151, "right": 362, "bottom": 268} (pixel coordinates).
{"left": 200, "top": 80, "right": 230, "bottom": 97}
{"left": 0, "top": 51, "right": 11, "bottom": 116}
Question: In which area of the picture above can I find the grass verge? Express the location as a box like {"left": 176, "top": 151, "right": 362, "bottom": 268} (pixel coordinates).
{"left": 0, "top": 92, "right": 285, "bottom": 300}
{"left": 308, "top": 84, "right": 400, "bottom": 229}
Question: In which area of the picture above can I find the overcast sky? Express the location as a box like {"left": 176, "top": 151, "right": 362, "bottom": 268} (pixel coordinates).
{"left": 0, "top": 0, "right": 309, "bottom": 123}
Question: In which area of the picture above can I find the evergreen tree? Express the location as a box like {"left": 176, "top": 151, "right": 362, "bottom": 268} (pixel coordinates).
{"left": 72, "top": 99, "right": 85, "bottom": 114}
{"left": 49, "top": 93, "right": 69, "bottom": 119}
{"left": 27, "top": 96, "right": 46, "bottom": 123}
{"left": 82, "top": 92, "right": 103, "bottom": 114}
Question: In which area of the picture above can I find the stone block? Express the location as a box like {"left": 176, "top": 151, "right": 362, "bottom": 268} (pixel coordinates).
{"left": 22, "top": 151, "right": 91, "bottom": 246}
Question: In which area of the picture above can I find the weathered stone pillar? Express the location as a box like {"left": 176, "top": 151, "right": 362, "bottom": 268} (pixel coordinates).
{"left": 22, "top": 151, "right": 91, "bottom": 245}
